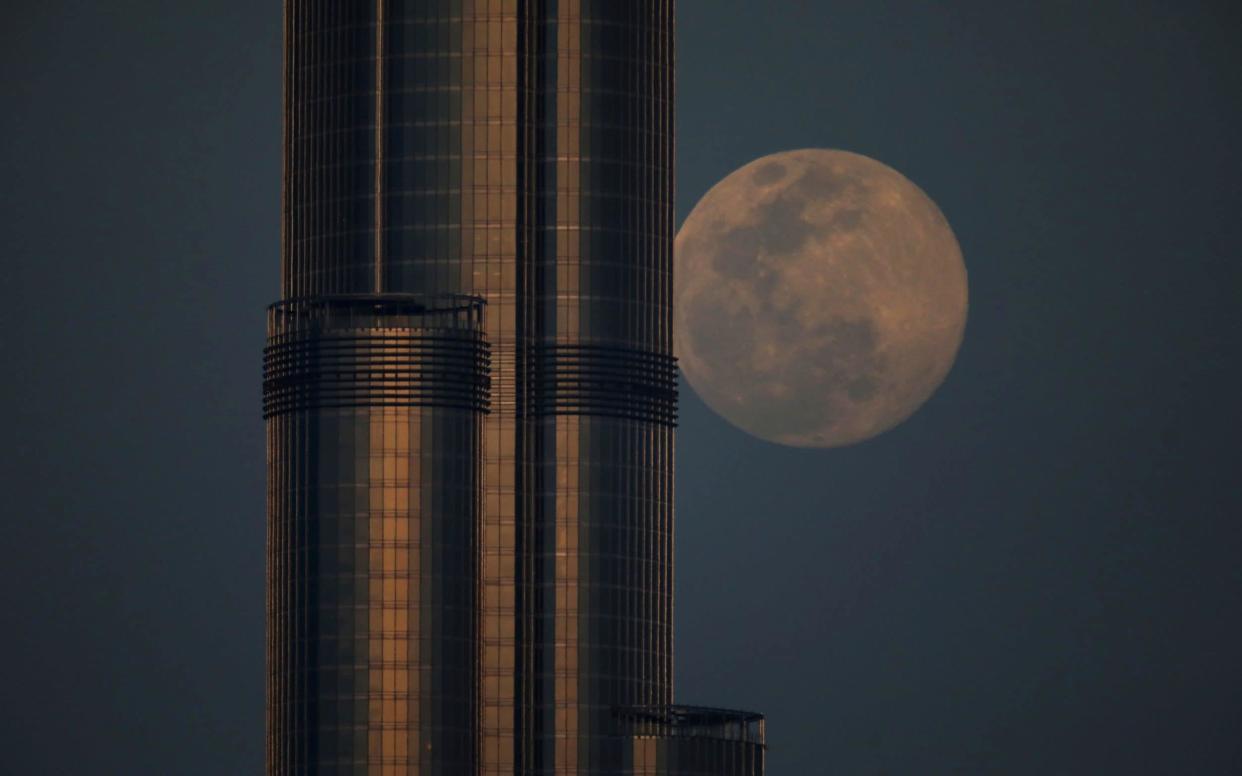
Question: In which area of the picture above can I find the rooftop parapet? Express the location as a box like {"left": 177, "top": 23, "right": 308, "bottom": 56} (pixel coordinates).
{"left": 617, "top": 704, "right": 766, "bottom": 746}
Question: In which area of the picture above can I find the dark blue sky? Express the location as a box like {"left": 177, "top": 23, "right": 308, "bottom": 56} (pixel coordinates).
{"left": 4, "top": 1, "right": 1240, "bottom": 773}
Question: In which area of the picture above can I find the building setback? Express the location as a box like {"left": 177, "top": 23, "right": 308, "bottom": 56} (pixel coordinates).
{"left": 263, "top": 2, "right": 764, "bottom": 774}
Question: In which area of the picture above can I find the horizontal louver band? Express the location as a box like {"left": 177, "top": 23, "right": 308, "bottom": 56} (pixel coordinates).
{"left": 530, "top": 344, "right": 678, "bottom": 426}
{"left": 263, "top": 295, "right": 490, "bottom": 418}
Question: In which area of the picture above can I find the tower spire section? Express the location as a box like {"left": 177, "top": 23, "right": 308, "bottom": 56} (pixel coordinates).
{"left": 266, "top": 3, "right": 764, "bottom": 773}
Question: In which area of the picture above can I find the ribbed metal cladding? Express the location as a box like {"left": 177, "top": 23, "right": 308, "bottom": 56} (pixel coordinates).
{"left": 530, "top": 345, "right": 678, "bottom": 425}
{"left": 264, "top": 295, "right": 491, "bottom": 418}
{"left": 265, "top": 295, "right": 489, "bottom": 774}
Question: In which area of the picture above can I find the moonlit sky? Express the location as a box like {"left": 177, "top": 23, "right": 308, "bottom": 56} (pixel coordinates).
{"left": 3, "top": 2, "right": 1241, "bottom": 773}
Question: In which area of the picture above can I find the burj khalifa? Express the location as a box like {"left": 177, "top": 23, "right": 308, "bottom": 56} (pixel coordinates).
{"left": 263, "top": 2, "right": 764, "bottom": 773}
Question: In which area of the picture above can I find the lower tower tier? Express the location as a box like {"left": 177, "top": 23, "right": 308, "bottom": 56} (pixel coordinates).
{"left": 265, "top": 295, "right": 490, "bottom": 774}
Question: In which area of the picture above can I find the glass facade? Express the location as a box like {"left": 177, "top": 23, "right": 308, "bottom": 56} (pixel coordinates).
{"left": 269, "top": 2, "right": 763, "bottom": 773}
{"left": 621, "top": 706, "right": 766, "bottom": 776}
{"left": 265, "top": 295, "right": 490, "bottom": 773}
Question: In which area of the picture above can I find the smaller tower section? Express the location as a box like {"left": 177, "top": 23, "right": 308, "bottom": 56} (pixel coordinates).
{"left": 621, "top": 705, "right": 766, "bottom": 776}
{"left": 264, "top": 294, "right": 489, "bottom": 774}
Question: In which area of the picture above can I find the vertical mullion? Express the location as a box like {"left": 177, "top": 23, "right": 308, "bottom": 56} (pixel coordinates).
{"left": 375, "top": 0, "right": 385, "bottom": 293}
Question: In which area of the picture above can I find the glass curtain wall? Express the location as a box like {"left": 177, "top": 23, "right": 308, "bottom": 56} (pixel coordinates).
{"left": 529, "top": 2, "right": 677, "bottom": 774}
{"left": 274, "top": 2, "right": 682, "bottom": 774}
{"left": 265, "top": 297, "right": 489, "bottom": 773}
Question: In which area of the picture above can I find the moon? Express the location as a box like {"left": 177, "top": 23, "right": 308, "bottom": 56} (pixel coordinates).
{"left": 675, "top": 149, "right": 968, "bottom": 448}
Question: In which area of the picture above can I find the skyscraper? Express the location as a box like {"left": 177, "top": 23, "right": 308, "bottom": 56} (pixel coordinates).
{"left": 264, "top": 3, "right": 765, "bottom": 774}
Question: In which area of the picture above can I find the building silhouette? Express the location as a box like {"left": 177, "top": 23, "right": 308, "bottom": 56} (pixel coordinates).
{"left": 263, "top": 2, "right": 764, "bottom": 774}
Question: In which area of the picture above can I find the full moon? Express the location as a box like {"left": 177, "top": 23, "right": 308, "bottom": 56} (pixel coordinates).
{"left": 675, "top": 149, "right": 968, "bottom": 447}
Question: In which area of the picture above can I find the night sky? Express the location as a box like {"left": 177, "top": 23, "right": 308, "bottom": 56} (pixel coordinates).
{"left": 4, "top": 2, "right": 1241, "bottom": 773}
